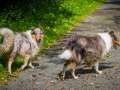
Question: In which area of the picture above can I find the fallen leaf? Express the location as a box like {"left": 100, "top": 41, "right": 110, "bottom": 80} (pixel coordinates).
{"left": 96, "top": 85, "right": 100, "bottom": 88}
{"left": 50, "top": 80, "right": 56, "bottom": 83}
{"left": 1, "top": 78, "right": 4, "bottom": 80}
{"left": 102, "top": 72, "right": 108, "bottom": 76}
{"left": 107, "top": 55, "right": 113, "bottom": 58}
{"left": 39, "top": 63, "right": 44, "bottom": 67}
{"left": 113, "top": 66, "right": 119, "bottom": 70}
{"left": 19, "top": 81, "right": 22, "bottom": 84}
{"left": 32, "top": 75, "right": 36, "bottom": 77}
{"left": 56, "top": 76, "right": 60, "bottom": 80}
{"left": 69, "top": 88, "right": 74, "bottom": 90}
{"left": 86, "top": 75, "right": 90, "bottom": 80}
{"left": 77, "top": 74, "right": 81, "bottom": 77}
{"left": 35, "top": 82, "right": 39, "bottom": 85}
{"left": 88, "top": 83, "right": 94, "bottom": 86}
{"left": 32, "top": 84, "right": 37, "bottom": 89}
{"left": 43, "top": 78, "right": 46, "bottom": 80}
{"left": 106, "top": 28, "right": 110, "bottom": 30}
{"left": 59, "top": 86, "right": 66, "bottom": 90}
{"left": 44, "top": 85, "right": 49, "bottom": 90}
{"left": 36, "top": 56, "right": 41, "bottom": 60}
{"left": 117, "top": 86, "right": 120, "bottom": 88}
{"left": 45, "top": 89, "right": 48, "bottom": 90}
{"left": 117, "top": 76, "right": 120, "bottom": 79}
{"left": 39, "top": 72, "right": 43, "bottom": 75}
{"left": 4, "top": 80, "right": 10, "bottom": 85}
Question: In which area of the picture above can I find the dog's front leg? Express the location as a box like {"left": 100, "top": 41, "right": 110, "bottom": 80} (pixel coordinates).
{"left": 94, "top": 60, "right": 102, "bottom": 74}
{"left": 20, "top": 54, "right": 30, "bottom": 71}
{"left": 28, "top": 60, "right": 34, "bottom": 68}
{"left": 71, "top": 62, "right": 78, "bottom": 79}
{"left": 8, "top": 57, "right": 14, "bottom": 75}
{"left": 84, "top": 58, "right": 92, "bottom": 70}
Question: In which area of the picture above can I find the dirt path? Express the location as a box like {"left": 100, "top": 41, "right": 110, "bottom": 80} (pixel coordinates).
{"left": 0, "top": 0, "right": 120, "bottom": 90}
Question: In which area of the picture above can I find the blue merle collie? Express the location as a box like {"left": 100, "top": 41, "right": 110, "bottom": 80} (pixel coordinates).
{"left": 0, "top": 27, "right": 44, "bottom": 75}
{"left": 59, "top": 31, "right": 120, "bottom": 80}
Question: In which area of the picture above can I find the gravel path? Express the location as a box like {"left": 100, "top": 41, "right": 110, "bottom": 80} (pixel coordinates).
{"left": 0, "top": 0, "right": 120, "bottom": 90}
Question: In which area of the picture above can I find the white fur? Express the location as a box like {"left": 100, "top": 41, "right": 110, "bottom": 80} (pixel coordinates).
{"left": 25, "top": 30, "right": 39, "bottom": 57}
{"left": 0, "top": 28, "right": 14, "bottom": 35}
{"left": 59, "top": 50, "right": 72, "bottom": 60}
{"left": 98, "top": 32, "right": 113, "bottom": 57}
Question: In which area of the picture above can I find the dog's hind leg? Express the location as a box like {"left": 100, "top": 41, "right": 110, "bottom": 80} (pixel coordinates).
{"left": 94, "top": 60, "right": 102, "bottom": 74}
{"left": 61, "top": 60, "right": 71, "bottom": 80}
{"left": 28, "top": 60, "right": 34, "bottom": 68}
{"left": 71, "top": 62, "right": 78, "bottom": 79}
{"left": 20, "top": 54, "right": 30, "bottom": 71}
{"left": 8, "top": 57, "right": 14, "bottom": 75}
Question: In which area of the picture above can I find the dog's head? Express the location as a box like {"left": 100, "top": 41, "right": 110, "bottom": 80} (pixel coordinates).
{"left": 31, "top": 27, "right": 44, "bottom": 43}
{"left": 109, "top": 31, "right": 120, "bottom": 49}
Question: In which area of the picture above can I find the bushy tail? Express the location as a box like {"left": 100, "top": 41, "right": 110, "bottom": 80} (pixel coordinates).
{"left": 0, "top": 28, "right": 14, "bottom": 54}
{"left": 59, "top": 40, "right": 86, "bottom": 64}
{"left": 59, "top": 50, "right": 72, "bottom": 60}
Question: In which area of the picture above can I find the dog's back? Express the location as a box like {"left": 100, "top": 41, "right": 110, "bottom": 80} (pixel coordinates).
{"left": 10, "top": 32, "right": 36, "bottom": 58}
{"left": 62, "top": 35, "right": 105, "bottom": 60}
{"left": 59, "top": 32, "right": 120, "bottom": 80}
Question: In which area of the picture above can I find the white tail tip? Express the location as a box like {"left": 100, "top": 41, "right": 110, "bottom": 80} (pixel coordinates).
{"left": 59, "top": 50, "right": 72, "bottom": 60}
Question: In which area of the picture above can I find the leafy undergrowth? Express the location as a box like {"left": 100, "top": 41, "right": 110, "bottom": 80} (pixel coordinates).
{"left": 0, "top": 0, "right": 105, "bottom": 85}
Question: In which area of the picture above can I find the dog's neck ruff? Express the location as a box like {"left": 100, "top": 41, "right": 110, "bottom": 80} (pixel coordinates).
{"left": 98, "top": 32, "right": 113, "bottom": 56}
{"left": 25, "top": 30, "right": 39, "bottom": 52}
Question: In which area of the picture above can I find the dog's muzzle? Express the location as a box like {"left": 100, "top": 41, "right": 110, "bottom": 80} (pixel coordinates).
{"left": 38, "top": 39, "right": 41, "bottom": 42}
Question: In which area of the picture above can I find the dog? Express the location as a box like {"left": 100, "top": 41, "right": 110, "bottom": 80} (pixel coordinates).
{"left": 0, "top": 27, "right": 44, "bottom": 75}
{"left": 59, "top": 31, "right": 120, "bottom": 80}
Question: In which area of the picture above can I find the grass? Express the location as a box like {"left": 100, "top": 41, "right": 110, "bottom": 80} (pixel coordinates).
{"left": 0, "top": 0, "right": 105, "bottom": 85}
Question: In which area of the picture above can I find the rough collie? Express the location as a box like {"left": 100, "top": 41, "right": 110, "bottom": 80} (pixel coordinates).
{"left": 59, "top": 31, "right": 120, "bottom": 80}
{"left": 0, "top": 27, "right": 44, "bottom": 75}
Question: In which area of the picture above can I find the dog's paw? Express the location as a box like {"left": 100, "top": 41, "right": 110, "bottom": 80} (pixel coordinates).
{"left": 28, "top": 63, "right": 34, "bottom": 68}
{"left": 19, "top": 66, "right": 24, "bottom": 71}
{"left": 97, "top": 71, "right": 102, "bottom": 74}
{"left": 61, "top": 74, "right": 65, "bottom": 80}
{"left": 74, "top": 76, "right": 78, "bottom": 79}
{"left": 30, "top": 65, "right": 34, "bottom": 68}
{"left": 8, "top": 72, "right": 12, "bottom": 76}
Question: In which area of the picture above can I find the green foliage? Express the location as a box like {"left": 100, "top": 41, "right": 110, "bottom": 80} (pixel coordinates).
{"left": 0, "top": 0, "right": 105, "bottom": 85}
{"left": 0, "top": 35, "right": 3, "bottom": 43}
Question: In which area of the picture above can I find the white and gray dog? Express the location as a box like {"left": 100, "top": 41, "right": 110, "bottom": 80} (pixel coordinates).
{"left": 59, "top": 31, "right": 120, "bottom": 80}
{"left": 0, "top": 27, "right": 44, "bottom": 74}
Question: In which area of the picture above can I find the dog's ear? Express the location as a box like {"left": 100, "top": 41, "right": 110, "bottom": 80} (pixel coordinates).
{"left": 39, "top": 27, "right": 43, "bottom": 30}
{"left": 109, "top": 31, "right": 114, "bottom": 36}
{"left": 31, "top": 27, "right": 35, "bottom": 31}
{"left": 31, "top": 28, "right": 35, "bottom": 34}
{"left": 113, "top": 44, "right": 117, "bottom": 49}
{"left": 109, "top": 31, "right": 118, "bottom": 40}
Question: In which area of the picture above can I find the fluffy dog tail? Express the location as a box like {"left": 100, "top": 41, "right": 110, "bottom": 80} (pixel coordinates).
{"left": 59, "top": 50, "right": 72, "bottom": 60}
{"left": 59, "top": 40, "right": 86, "bottom": 64}
{"left": 0, "top": 28, "right": 14, "bottom": 54}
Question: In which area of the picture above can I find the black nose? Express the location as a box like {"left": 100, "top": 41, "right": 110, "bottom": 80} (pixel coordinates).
{"left": 38, "top": 39, "right": 41, "bottom": 42}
